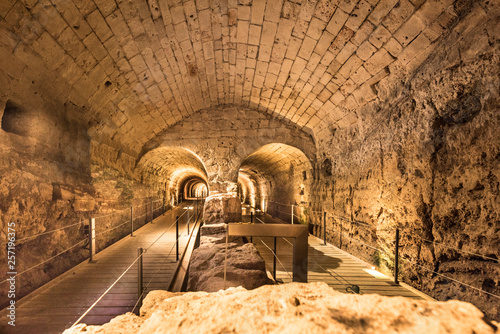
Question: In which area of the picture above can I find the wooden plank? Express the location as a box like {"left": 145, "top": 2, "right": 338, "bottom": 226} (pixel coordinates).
{"left": 248, "top": 216, "right": 431, "bottom": 301}
{"left": 0, "top": 203, "right": 196, "bottom": 334}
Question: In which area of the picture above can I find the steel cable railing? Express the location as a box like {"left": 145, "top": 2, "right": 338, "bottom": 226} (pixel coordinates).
{"left": 16, "top": 220, "right": 85, "bottom": 242}
{"left": 262, "top": 203, "right": 500, "bottom": 302}
{"left": 131, "top": 208, "right": 201, "bottom": 313}
{"left": 0, "top": 239, "right": 87, "bottom": 285}
{"left": 131, "top": 229, "right": 188, "bottom": 313}
{"left": 253, "top": 215, "right": 293, "bottom": 280}
{"left": 401, "top": 257, "right": 500, "bottom": 300}
{"left": 256, "top": 236, "right": 292, "bottom": 280}
{"left": 410, "top": 235, "right": 499, "bottom": 263}
{"left": 255, "top": 216, "right": 358, "bottom": 286}
{"left": 255, "top": 214, "right": 353, "bottom": 287}
{"left": 1, "top": 198, "right": 168, "bottom": 286}
{"left": 71, "top": 207, "right": 190, "bottom": 328}
{"left": 310, "top": 210, "right": 500, "bottom": 301}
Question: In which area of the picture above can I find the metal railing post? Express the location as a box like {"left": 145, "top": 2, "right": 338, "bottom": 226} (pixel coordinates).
{"left": 394, "top": 228, "right": 400, "bottom": 285}
{"left": 150, "top": 199, "right": 154, "bottom": 223}
{"left": 273, "top": 237, "right": 277, "bottom": 280}
{"left": 291, "top": 205, "right": 294, "bottom": 224}
{"left": 130, "top": 206, "right": 134, "bottom": 237}
{"left": 88, "top": 218, "right": 96, "bottom": 262}
{"left": 339, "top": 221, "right": 342, "bottom": 249}
{"left": 323, "top": 211, "right": 327, "bottom": 245}
{"left": 176, "top": 216, "right": 179, "bottom": 262}
{"left": 138, "top": 247, "right": 143, "bottom": 310}
{"left": 250, "top": 212, "right": 253, "bottom": 243}
{"left": 187, "top": 209, "right": 190, "bottom": 234}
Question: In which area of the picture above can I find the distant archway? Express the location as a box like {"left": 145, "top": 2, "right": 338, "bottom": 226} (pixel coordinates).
{"left": 238, "top": 143, "right": 313, "bottom": 223}
{"left": 136, "top": 146, "right": 209, "bottom": 206}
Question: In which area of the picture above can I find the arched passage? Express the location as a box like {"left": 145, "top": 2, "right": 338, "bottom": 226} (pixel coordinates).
{"left": 238, "top": 143, "right": 313, "bottom": 223}
{"left": 182, "top": 177, "right": 208, "bottom": 199}
{"left": 136, "top": 147, "right": 208, "bottom": 206}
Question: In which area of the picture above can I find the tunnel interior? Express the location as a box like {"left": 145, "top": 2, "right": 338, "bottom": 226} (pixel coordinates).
{"left": 0, "top": 0, "right": 498, "bottom": 330}
{"left": 136, "top": 146, "right": 209, "bottom": 206}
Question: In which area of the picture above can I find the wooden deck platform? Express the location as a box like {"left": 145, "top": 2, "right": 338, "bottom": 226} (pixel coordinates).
{"left": 245, "top": 210, "right": 431, "bottom": 301}
{"left": 0, "top": 204, "right": 194, "bottom": 334}
{"left": 1, "top": 205, "right": 431, "bottom": 334}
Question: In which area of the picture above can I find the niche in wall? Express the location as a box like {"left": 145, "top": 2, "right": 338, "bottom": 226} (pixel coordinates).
{"left": 1, "top": 100, "right": 33, "bottom": 137}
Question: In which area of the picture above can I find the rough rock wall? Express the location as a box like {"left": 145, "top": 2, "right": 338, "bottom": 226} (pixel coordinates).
{"left": 266, "top": 159, "right": 312, "bottom": 224}
{"left": 311, "top": 2, "right": 499, "bottom": 320}
{"left": 0, "top": 104, "right": 168, "bottom": 310}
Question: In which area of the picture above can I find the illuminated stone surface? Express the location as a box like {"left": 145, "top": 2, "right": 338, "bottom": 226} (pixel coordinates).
{"left": 187, "top": 223, "right": 272, "bottom": 292}
{"left": 64, "top": 282, "right": 499, "bottom": 334}
{"left": 0, "top": 0, "right": 498, "bottom": 323}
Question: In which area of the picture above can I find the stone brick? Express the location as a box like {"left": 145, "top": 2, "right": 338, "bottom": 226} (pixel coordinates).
{"left": 306, "top": 17, "right": 327, "bottom": 40}
{"left": 248, "top": 24, "right": 261, "bottom": 45}
{"left": 351, "top": 20, "right": 376, "bottom": 46}
{"left": 384, "top": 37, "right": 403, "bottom": 57}
{"left": 397, "top": 33, "right": 431, "bottom": 65}
{"left": 369, "top": 25, "right": 391, "bottom": 48}
{"left": 350, "top": 65, "right": 371, "bottom": 85}
{"left": 30, "top": 1, "right": 67, "bottom": 39}
{"left": 326, "top": 8, "right": 349, "bottom": 36}
{"left": 264, "top": 0, "right": 283, "bottom": 23}
{"left": 315, "top": 30, "right": 335, "bottom": 55}
{"left": 345, "top": 0, "right": 373, "bottom": 31}
{"left": 364, "top": 48, "right": 394, "bottom": 75}
{"left": 356, "top": 40, "right": 377, "bottom": 61}
{"left": 368, "top": 0, "right": 398, "bottom": 25}
{"left": 86, "top": 9, "right": 113, "bottom": 43}
{"left": 336, "top": 42, "right": 357, "bottom": 64}
{"left": 382, "top": 0, "right": 415, "bottom": 33}
{"left": 57, "top": 27, "right": 86, "bottom": 59}
{"left": 315, "top": 0, "right": 338, "bottom": 22}
{"left": 297, "top": 36, "right": 317, "bottom": 59}
{"left": 337, "top": 54, "right": 363, "bottom": 79}
{"left": 394, "top": 13, "right": 426, "bottom": 46}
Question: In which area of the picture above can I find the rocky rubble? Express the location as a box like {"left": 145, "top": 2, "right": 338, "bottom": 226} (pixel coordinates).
{"left": 64, "top": 282, "right": 499, "bottom": 334}
{"left": 187, "top": 223, "right": 273, "bottom": 292}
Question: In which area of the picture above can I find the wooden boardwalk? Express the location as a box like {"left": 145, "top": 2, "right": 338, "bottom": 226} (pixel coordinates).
{"left": 246, "top": 210, "right": 431, "bottom": 300}
{"left": 0, "top": 204, "right": 194, "bottom": 334}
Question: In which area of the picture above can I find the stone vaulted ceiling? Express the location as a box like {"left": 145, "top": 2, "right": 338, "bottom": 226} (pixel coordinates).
{"left": 1, "top": 0, "right": 458, "bottom": 153}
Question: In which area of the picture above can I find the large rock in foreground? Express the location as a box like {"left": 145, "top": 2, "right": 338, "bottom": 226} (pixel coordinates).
{"left": 65, "top": 282, "right": 498, "bottom": 334}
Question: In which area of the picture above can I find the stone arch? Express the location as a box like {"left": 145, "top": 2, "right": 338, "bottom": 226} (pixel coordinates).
{"left": 138, "top": 105, "right": 316, "bottom": 194}
{"left": 135, "top": 146, "right": 209, "bottom": 206}
{"left": 238, "top": 143, "right": 313, "bottom": 221}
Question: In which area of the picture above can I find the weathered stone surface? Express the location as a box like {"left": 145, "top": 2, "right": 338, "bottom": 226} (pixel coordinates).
{"left": 0, "top": 0, "right": 498, "bottom": 325}
{"left": 188, "top": 241, "right": 272, "bottom": 292}
{"left": 188, "top": 224, "right": 272, "bottom": 292}
{"left": 64, "top": 282, "right": 499, "bottom": 334}
{"left": 310, "top": 1, "right": 500, "bottom": 321}
{"left": 138, "top": 105, "right": 316, "bottom": 193}
{"left": 203, "top": 193, "right": 242, "bottom": 225}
